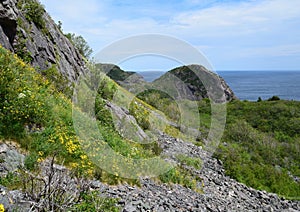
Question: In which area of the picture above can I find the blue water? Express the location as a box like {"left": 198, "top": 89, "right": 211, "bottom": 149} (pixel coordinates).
{"left": 138, "top": 70, "right": 300, "bottom": 101}
{"left": 138, "top": 71, "right": 165, "bottom": 82}
{"left": 218, "top": 71, "right": 300, "bottom": 101}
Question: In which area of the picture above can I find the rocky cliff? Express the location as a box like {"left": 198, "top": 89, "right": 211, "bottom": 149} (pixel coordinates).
{"left": 154, "top": 65, "right": 237, "bottom": 102}
{"left": 0, "top": 0, "right": 86, "bottom": 81}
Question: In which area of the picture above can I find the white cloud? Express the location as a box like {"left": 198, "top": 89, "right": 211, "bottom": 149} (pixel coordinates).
{"left": 171, "top": 0, "right": 300, "bottom": 36}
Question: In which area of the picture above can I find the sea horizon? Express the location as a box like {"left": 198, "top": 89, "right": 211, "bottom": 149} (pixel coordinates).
{"left": 136, "top": 70, "right": 300, "bottom": 101}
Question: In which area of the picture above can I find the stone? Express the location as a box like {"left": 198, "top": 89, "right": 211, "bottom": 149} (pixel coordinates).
{"left": 0, "top": 0, "right": 87, "bottom": 82}
{"left": 106, "top": 101, "right": 150, "bottom": 143}
{"left": 0, "top": 143, "right": 8, "bottom": 153}
{"left": 124, "top": 203, "right": 137, "bottom": 212}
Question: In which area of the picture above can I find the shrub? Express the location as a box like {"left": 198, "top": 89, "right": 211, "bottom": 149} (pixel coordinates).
{"left": 129, "top": 100, "right": 151, "bottom": 130}
{"left": 71, "top": 191, "right": 120, "bottom": 212}
{"left": 176, "top": 154, "right": 202, "bottom": 169}
{"left": 137, "top": 89, "right": 180, "bottom": 122}
{"left": 0, "top": 172, "right": 22, "bottom": 190}
{"left": 257, "top": 97, "right": 262, "bottom": 102}
{"left": 41, "top": 65, "right": 74, "bottom": 98}
{"left": 17, "top": 0, "right": 46, "bottom": 29}
{"left": 268, "top": 95, "right": 281, "bottom": 101}
{"left": 159, "top": 167, "right": 200, "bottom": 191}
{"left": 216, "top": 117, "right": 300, "bottom": 199}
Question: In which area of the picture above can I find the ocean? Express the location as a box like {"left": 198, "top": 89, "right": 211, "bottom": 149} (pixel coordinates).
{"left": 218, "top": 71, "right": 300, "bottom": 101}
{"left": 137, "top": 71, "right": 300, "bottom": 101}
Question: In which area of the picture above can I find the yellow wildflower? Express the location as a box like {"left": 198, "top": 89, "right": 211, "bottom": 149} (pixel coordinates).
{"left": 80, "top": 154, "right": 87, "bottom": 160}
{"left": 0, "top": 204, "right": 5, "bottom": 212}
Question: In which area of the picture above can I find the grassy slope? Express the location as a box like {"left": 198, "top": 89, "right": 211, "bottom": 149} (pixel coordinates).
{"left": 0, "top": 46, "right": 199, "bottom": 191}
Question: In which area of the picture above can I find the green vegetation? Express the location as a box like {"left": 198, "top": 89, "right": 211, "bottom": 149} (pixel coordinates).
{"left": 0, "top": 47, "right": 48, "bottom": 137}
{"left": 159, "top": 167, "right": 201, "bottom": 192}
{"left": 129, "top": 99, "right": 151, "bottom": 130}
{"left": 65, "top": 33, "right": 93, "bottom": 59}
{"left": 215, "top": 100, "right": 300, "bottom": 199}
{"left": 137, "top": 84, "right": 300, "bottom": 199}
{"left": 17, "top": 0, "right": 46, "bottom": 29}
{"left": 41, "top": 64, "right": 74, "bottom": 98}
{"left": 137, "top": 89, "right": 180, "bottom": 122}
{"left": 176, "top": 154, "right": 202, "bottom": 169}
{"left": 0, "top": 45, "right": 126, "bottom": 210}
{"left": 96, "top": 64, "right": 135, "bottom": 82}
{"left": 268, "top": 95, "right": 281, "bottom": 101}
{"left": 0, "top": 172, "right": 22, "bottom": 190}
{"left": 70, "top": 191, "right": 120, "bottom": 212}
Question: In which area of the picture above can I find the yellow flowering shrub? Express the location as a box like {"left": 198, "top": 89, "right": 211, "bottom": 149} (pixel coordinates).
{"left": 129, "top": 99, "right": 151, "bottom": 130}
{"left": 0, "top": 46, "right": 50, "bottom": 137}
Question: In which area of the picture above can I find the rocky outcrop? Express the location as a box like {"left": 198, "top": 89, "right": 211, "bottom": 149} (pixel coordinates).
{"left": 106, "top": 101, "right": 150, "bottom": 143}
{"left": 0, "top": 0, "right": 86, "bottom": 81}
{"left": 154, "top": 65, "right": 237, "bottom": 102}
{"left": 0, "top": 142, "right": 30, "bottom": 211}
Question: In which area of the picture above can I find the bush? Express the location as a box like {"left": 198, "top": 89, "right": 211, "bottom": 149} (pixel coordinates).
{"left": 137, "top": 89, "right": 180, "bottom": 122}
{"left": 268, "top": 95, "right": 281, "bottom": 101}
{"left": 41, "top": 65, "right": 73, "bottom": 98}
{"left": 215, "top": 118, "right": 300, "bottom": 199}
{"left": 129, "top": 99, "right": 151, "bottom": 130}
{"left": 72, "top": 191, "right": 120, "bottom": 212}
{"left": 18, "top": 0, "right": 46, "bottom": 29}
{"left": 159, "top": 167, "right": 201, "bottom": 191}
{"left": 176, "top": 154, "right": 202, "bottom": 169}
{"left": 0, "top": 172, "right": 22, "bottom": 190}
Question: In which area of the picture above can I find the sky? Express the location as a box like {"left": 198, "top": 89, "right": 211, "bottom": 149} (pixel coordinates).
{"left": 39, "top": 0, "right": 300, "bottom": 71}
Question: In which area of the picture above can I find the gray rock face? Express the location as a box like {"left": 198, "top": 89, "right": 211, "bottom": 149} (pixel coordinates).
{"left": 0, "top": 143, "right": 24, "bottom": 175}
{"left": 106, "top": 101, "right": 150, "bottom": 143}
{"left": 154, "top": 65, "right": 237, "bottom": 102}
{"left": 0, "top": 0, "right": 86, "bottom": 82}
{"left": 0, "top": 143, "right": 31, "bottom": 211}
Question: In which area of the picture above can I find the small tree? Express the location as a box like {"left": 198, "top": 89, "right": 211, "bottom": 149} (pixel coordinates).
{"left": 267, "top": 96, "right": 280, "bottom": 101}
{"left": 65, "top": 33, "right": 93, "bottom": 59}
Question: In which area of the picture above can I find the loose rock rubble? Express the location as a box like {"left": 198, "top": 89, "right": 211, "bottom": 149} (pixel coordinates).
{"left": 0, "top": 136, "right": 299, "bottom": 211}
{"left": 90, "top": 135, "right": 300, "bottom": 212}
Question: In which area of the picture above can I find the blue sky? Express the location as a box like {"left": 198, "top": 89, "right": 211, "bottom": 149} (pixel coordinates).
{"left": 40, "top": 0, "right": 300, "bottom": 71}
